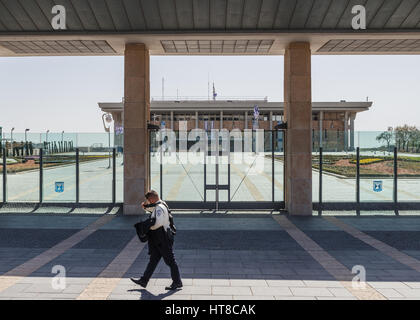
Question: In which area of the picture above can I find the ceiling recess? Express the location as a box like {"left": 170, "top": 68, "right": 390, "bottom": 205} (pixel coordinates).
{"left": 161, "top": 40, "right": 274, "bottom": 54}
{"left": 318, "top": 39, "right": 420, "bottom": 53}
{"left": 0, "top": 40, "right": 116, "bottom": 54}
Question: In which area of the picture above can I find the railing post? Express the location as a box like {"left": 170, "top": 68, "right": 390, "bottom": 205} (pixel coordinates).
{"left": 160, "top": 140, "right": 163, "bottom": 199}
{"left": 76, "top": 148, "right": 79, "bottom": 204}
{"left": 272, "top": 130, "right": 275, "bottom": 203}
{"left": 228, "top": 160, "right": 231, "bottom": 203}
{"left": 2, "top": 148, "right": 7, "bottom": 203}
{"left": 204, "top": 145, "right": 207, "bottom": 202}
{"left": 318, "top": 147, "right": 323, "bottom": 216}
{"left": 356, "top": 147, "right": 360, "bottom": 216}
{"left": 39, "top": 148, "right": 43, "bottom": 203}
{"left": 394, "top": 147, "right": 399, "bottom": 216}
{"left": 112, "top": 148, "right": 116, "bottom": 204}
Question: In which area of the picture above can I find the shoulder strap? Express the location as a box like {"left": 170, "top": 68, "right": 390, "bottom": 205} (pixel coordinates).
{"left": 157, "top": 201, "right": 171, "bottom": 215}
{"left": 157, "top": 201, "right": 176, "bottom": 232}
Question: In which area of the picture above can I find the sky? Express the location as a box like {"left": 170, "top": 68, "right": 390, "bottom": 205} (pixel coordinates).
{"left": 0, "top": 54, "right": 419, "bottom": 135}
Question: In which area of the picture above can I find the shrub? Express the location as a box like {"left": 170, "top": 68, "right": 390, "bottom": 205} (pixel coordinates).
{"left": 350, "top": 158, "right": 385, "bottom": 165}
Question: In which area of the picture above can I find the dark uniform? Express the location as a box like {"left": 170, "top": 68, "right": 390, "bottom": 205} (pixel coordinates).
{"left": 139, "top": 201, "right": 182, "bottom": 288}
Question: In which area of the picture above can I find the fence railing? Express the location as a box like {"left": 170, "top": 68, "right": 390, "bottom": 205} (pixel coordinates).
{"left": 0, "top": 147, "right": 118, "bottom": 204}
{"left": 314, "top": 146, "right": 420, "bottom": 214}
{"left": 1, "top": 130, "right": 419, "bottom": 214}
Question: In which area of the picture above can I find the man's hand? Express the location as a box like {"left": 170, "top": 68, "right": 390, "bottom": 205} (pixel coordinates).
{"left": 141, "top": 201, "right": 147, "bottom": 209}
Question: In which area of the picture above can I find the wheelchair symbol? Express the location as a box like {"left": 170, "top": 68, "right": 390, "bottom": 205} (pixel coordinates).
{"left": 55, "top": 182, "right": 64, "bottom": 193}
{"left": 373, "top": 181, "right": 383, "bottom": 192}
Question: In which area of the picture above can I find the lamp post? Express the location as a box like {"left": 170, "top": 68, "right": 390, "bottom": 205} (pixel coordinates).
{"left": 102, "top": 113, "right": 113, "bottom": 169}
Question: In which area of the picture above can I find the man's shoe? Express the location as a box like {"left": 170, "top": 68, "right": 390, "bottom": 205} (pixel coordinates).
{"left": 130, "top": 278, "right": 147, "bottom": 288}
{"left": 165, "top": 282, "right": 183, "bottom": 290}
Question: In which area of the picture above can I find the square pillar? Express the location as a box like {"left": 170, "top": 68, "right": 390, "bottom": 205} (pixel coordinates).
{"left": 244, "top": 112, "right": 248, "bottom": 129}
{"left": 344, "top": 111, "right": 349, "bottom": 151}
{"left": 284, "top": 42, "right": 312, "bottom": 216}
{"left": 195, "top": 111, "right": 199, "bottom": 129}
{"left": 124, "top": 43, "right": 150, "bottom": 215}
{"left": 349, "top": 113, "right": 356, "bottom": 151}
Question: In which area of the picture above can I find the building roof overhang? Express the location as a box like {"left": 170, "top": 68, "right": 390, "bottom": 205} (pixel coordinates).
{"left": 0, "top": 0, "right": 419, "bottom": 56}
{"left": 98, "top": 100, "right": 373, "bottom": 114}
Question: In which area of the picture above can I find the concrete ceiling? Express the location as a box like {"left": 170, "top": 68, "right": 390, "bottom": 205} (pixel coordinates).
{"left": 0, "top": 0, "right": 419, "bottom": 56}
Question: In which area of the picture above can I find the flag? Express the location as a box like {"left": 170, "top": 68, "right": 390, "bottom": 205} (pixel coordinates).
{"left": 253, "top": 105, "right": 259, "bottom": 120}
{"left": 212, "top": 83, "right": 217, "bottom": 100}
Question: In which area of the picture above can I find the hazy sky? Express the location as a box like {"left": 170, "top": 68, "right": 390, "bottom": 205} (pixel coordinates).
{"left": 1, "top": 54, "right": 419, "bottom": 134}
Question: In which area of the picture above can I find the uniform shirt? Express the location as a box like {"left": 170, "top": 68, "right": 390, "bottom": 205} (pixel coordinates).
{"left": 150, "top": 201, "right": 170, "bottom": 231}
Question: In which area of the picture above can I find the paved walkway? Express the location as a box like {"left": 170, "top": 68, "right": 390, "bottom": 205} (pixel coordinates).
{"left": 1, "top": 212, "right": 420, "bottom": 300}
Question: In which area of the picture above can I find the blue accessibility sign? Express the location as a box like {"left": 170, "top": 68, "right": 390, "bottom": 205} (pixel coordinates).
{"left": 373, "top": 181, "right": 383, "bottom": 192}
{"left": 55, "top": 182, "right": 64, "bottom": 193}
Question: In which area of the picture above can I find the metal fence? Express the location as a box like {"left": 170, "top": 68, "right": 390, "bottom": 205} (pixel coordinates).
{"left": 1, "top": 130, "right": 419, "bottom": 214}
{"left": 315, "top": 147, "right": 420, "bottom": 214}
{"left": 1, "top": 147, "right": 117, "bottom": 205}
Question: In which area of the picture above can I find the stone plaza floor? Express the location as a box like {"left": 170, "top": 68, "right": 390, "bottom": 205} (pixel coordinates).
{"left": 1, "top": 209, "right": 420, "bottom": 300}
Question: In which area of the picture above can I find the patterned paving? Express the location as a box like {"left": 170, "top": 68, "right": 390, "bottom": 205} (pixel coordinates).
{"left": 0, "top": 213, "right": 420, "bottom": 300}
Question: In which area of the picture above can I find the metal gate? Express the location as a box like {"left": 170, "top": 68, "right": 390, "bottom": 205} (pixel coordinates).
{"left": 150, "top": 129, "right": 285, "bottom": 211}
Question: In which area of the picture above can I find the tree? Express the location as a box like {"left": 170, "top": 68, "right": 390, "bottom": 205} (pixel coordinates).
{"left": 376, "top": 128, "right": 393, "bottom": 152}
{"left": 408, "top": 127, "right": 420, "bottom": 153}
{"left": 395, "top": 125, "right": 411, "bottom": 152}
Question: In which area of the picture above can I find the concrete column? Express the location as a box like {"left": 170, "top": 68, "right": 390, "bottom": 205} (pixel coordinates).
{"left": 170, "top": 111, "right": 174, "bottom": 130}
{"left": 244, "top": 112, "right": 248, "bottom": 129}
{"left": 220, "top": 111, "right": 223, "bottom": 129}
{"left": 124, "top": 43, "right": 150, "bottom": 215}
{"left": 350, "top": 113, "right": 356, "bottom": 151}
{"left": 195, "top": 111, "right": 199, "bottom": 129}
{"left": 284, "top": 42, "right": 312, "bottom": 216}
{"left": 269, "top": 111, "right": 273, "bottom": 130}
{"left": 344, "top": 111, "right": 349, "bottom": 151}
{"left": 319, "top": 111, "right": 323, "bottom": 148}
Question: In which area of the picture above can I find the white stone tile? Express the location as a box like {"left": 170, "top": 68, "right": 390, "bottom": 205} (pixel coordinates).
{"left": 251, "top": 287, "right": 292, "bottom": 296}
{"left": 377, "top": 288, "right": 404, "bottom": 298}
{"left": 291, "top": 287, "right": 334, "bottom": 297}
{"left": 266, "top": 280, "right": 305, "bottom": 287}
{"left": 212, "top": 286, "right": 252, "bottom": 296}
{"left": 368, "top": 282, "right": 411, "bottom": 289}
{"left": 230, "top": 279, "right": 267, "bottom": 287}
{"left": 193, "top": 279, "right": 230, "bottom": 286}
{"left": 303, "top": 280, "right": 344, "bottom": 288}
{"left": 328, "top": 287, "right": 354, "bottom": 297}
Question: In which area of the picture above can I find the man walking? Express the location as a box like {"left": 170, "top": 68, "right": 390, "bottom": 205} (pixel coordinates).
{"left": 131, "top": 190, "right": 183, "bottom": 290}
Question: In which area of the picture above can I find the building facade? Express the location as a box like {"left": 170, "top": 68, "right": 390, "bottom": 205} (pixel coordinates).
{"left": 99, "top": 99, "right": 371, "bottom": 152}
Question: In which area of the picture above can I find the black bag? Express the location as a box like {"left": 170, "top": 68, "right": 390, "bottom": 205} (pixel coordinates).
{"left": 134, "top": 217, "right": 155, "bottom": 243}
